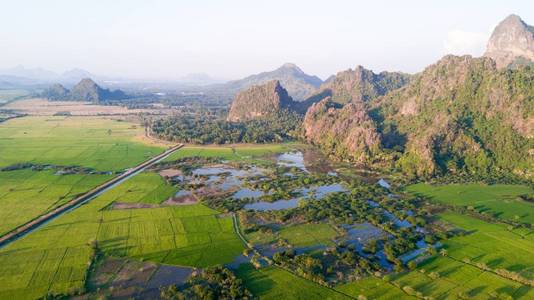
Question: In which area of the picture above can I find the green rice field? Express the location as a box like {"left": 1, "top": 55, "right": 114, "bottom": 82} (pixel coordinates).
{"left": 0, "top": 116, "right": 165, "bottom": 237}
{"left": 0, "top": 169, "right": 110, "bottom": 235}
{"left": 236, "top": 264, "right": 350, "bottom": 300}
{"left": 407, "top": 183, "right": 534, "bottom": 224}
{"left": 385, "top": 213, "right": 534, "bottom": 299}
{"left": 163, "top": 143, "right": 295, "bottom": 163}
{"left": 0, "top": 173, "right": 243, "bottom": 299}
{"left": 278, "top": 223, "right": 338, "bottom": 247}
{"left": 0, "top": 116, "right": 163, "bottom": 171}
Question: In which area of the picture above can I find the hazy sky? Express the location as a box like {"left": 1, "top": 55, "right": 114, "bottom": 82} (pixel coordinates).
{"left": 1, "top": 0, "right": 533, "bottom": 80}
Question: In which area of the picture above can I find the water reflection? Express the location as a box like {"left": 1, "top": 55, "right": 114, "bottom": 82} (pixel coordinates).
{"left": 244, "top": 184, "right": 347, "bottom": 211}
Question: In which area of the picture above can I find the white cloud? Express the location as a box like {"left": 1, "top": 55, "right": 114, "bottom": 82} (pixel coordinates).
{"left": 443, "top": 30, "right": 490, "bottom": 56}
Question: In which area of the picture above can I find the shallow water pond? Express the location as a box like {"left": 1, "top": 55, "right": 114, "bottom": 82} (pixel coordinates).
{"left": 190, "top": 165, "right": 268, "bottom": 191}
{"left": 244, "top": 183, "right": 348, "bottom": 211}
{"left": 233, "top": 188, "right": 265, "bottom": 199}
{"left": 277, "top": 151, "right": 307, "bottom": 172}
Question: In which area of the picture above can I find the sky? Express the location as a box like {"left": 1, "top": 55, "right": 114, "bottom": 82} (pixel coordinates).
{"left": 1, "top": 0, "right": 533, "bottom": 80}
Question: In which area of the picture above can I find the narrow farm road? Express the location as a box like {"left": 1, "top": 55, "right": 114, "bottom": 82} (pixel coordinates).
{"left": 0, "top": 144, "right": 184, "bottom": 248}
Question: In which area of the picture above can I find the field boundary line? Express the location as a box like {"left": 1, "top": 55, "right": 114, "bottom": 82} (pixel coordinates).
{"left": 445, "top": 254, "right": 534, "bottom": 287}
{"left": 0, "top": 144, "right": 184, "bottom": 249}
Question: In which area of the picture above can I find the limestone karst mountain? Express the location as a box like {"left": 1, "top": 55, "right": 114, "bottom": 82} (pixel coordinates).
{"left": 227, "top": 80, "right": 296, "bottom": 122}
{"left": 225, "top": 63, "right": 322, "bottom": 101}
{"left": 305, "top": 66, "right": 411, "bottom": 105}
{"left": 43, "top": 83, "right": 70, "bottom": 100}
{"left": 43, "top": 78, "right": 128, "bottom": 103}
{"left": 304, "top": 55, "right": 533, "bottom": 178}
{"left": 484, "top": 14, "right": 534, "bottom": 68}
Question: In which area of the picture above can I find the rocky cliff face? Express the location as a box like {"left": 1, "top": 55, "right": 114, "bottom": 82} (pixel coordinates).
{"left": 227, "top": 80, "right": 295, "bottom": 122}
{"left": 305, "top": 66, "right": 410, "bottom": 105}
{"left": 485, "top": 14, "right": 534, "bottom": 68}
{"left": 44, "top": 78, "right": 127, "bottom": 103}
{"left": 303, "top": 97, "right": 381, "bottom": 164}
{"left": 225, "top": 63, "right": 322, "bottom": 101}
{"left": 304, "top": 55, "right": 534, "bottom": 179}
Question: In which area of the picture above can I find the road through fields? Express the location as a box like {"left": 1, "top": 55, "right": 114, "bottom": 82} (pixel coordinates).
{"left": 0, "top": 144, "right": 183, "bottom": 248}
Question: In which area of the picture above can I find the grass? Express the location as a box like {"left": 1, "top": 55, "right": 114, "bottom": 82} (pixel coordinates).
{"left": 245, "top": 223, "right": 338, "bottom": 248}
{"left": 337, "top": 212, "right": 534, "bottom": 299}
{"left": 0, "top": 116, "right": 164, "bottom": 171}
{"left": 106, "top": 172, "right": 178, "bottom": 204}
{"left": 163, "top": 143, "right": 296, "bottom": 164}
{"left": 0, "top": 172, "right": 243, "bottom": 299}
{"left": 389, "top": 255, "right": 533, "bottom": 299}
{"left": 279, "top": 223, "right": 338, "bottom": 247}
{"left": 0, "top": 169, "right": 111, "bottom": 235}
{"left": 236, "top": 264, "right": 350, "bottom": 300}
{"left": 0, "top": 116, "right": 166, "bottom": 236}
{"left": 407, "top": 183, "right": 534, "bottom": 224}
{"left": 439, "top": 212, "right": 534, "bottom": 279}
{"left": 336, "top": 277, "right": 414, "bottom": 299}
{"left": 384, "top": 212, "right": 534, "bottom": 299}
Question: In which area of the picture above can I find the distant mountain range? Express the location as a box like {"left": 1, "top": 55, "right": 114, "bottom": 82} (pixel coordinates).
{"left": 0, "top": 65, "right": 97, "bottom": 85}
{"left": 43, "top": 78, "right": 128, "bottom": 103}
{"left": 223, "top": 63, "right": 323, "bottom": 101}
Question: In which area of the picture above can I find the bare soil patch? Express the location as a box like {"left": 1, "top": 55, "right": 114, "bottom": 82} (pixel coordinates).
{"left": 159, "top": 168, "right": 183, "bottom": 178}
{"left": 163, "top": 194, "right": 198, "bottom": 205}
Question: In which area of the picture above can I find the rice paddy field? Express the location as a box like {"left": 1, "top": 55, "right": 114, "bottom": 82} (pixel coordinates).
{"left": 163, "top": 143, "right": 295, "bottom": 164}
{"left": 1, "top": 115, "right": 533, "bottom": 299}
{"left": 0, "top": 116, "right": 162, "bottom": 171}
{"left": 336, "top": 277, "right": 414, "bottom": 299}
{"left": 335, "top": 212, "right": 534, "bottom": 299}
{"left": 407, "top": 183, "right": 534, "bottom": 224}
{"left": 236, "top": 264, "right": 350, "bottom": 300}
{"left": 278, "top": 223, "right": 338, "bottom": 247}
{"left": 0, "top": 116, "right": 165, "bottom": 237}
{"left": 0, "top": 173, "right": 243, "bottom": 299}
{"left": 0, "top": 169, "right": 111, "bottom": 236}
{"left": 0, "top": 118, "right": 298, "bottom": 299}
{"left": 389, "top": 213, "right": 534, "bottom": 299}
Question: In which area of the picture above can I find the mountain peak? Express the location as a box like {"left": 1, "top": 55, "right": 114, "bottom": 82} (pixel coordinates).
{"left": 226, "top": 64, "right": 322, "bottom": 101}
{"left": 78, "top": 78, "right": 97, "bottom": 85}
{"left": 484, "top": 14, "right": 534, "bottom": 68}
{"left": 227, "top": 80, "right": 295, "bottom": 122}
{"left": 279, "top": 63, "right": 301, "bottom": 71}
{"left": 68, "top": 78, "right": 126, "bottom": 102}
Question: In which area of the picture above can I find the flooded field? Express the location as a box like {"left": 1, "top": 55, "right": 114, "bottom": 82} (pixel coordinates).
{"left": 243, "top": 183, "right": 347, "bottom": 211}
{"left": 148, "top": 145, "right": 433, "bottom": 288}
{"left": 154, "top": 148, "right": 359, "bottom": 212}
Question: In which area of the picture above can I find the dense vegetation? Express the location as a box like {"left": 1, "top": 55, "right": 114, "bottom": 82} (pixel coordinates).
{"left": 161, "top": 266, "right": 253, "bottom": 300}
{"left": 151, "top": 109, "right": 302, "bottom": 144}
{"left": 304, "top": 55, "right": 533, "bottom": 181}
